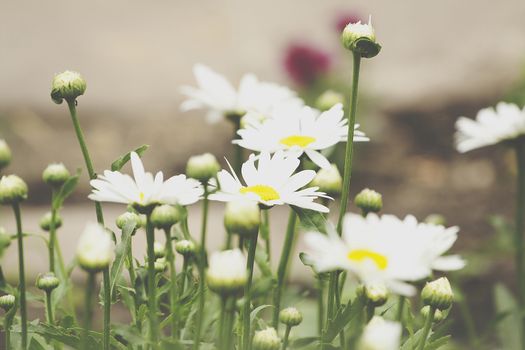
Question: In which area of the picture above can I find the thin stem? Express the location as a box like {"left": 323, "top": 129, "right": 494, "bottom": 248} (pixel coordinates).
{"left": 417, "top": 305, "right": 436, "bottom": 350}
{"left": 396, "top": 296, "right": 405, "bottom": 322}
{"left": 281, "top": 326, "right": 292, "bottom": 350}
{"left": 180, "top": 258, "right": 189, "bottom": 297}
{"left": 48, "top": 193, "right": 57, "bottom": 273}
{"left": 262, "top": 210, "right": 271, "bottom": 263}
{"left": 194, "top": 185, "right": 209, "bottom": 350}
{"left": 218, "top": 297, "right": 227, "bottom": 350}
{"left": 66, "top": 100, "right": 104, "bottom": 225}
{"left": 82, "top": 273, "right": 95, "bottom": 350}
{"left": 146, "top": 215, "right": 158, "bottom": 348}
{"left": 102, "top": 267, "right": 111, "bottom": 350}
{"left": 4, "top": 314, "right": 12, "bottom": 350}
{"left": 515, "top": 140, "right": 525, "bottom": 345}
{"left": 13, "top": 203, "right": 27, "bottom": 350}
{"left": 317, "top": 276, "right": 324, "bottom": 336}
{"left": 272, "top": 210, "right": 297, "bottom": 329}
{"left": 242, "top": 230, "right": 259, "bottom": 350}
{"left": 164, "top": 228, "right": 178, "bottom": 337}
{"left": 223, "top": 297, "right": 236, "bottom": 350}
{"left": 45, "top": 291, "right": 54, "bottom": 324}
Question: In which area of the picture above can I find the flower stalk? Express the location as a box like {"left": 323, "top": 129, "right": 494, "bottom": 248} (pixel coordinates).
{"left": 82, "top": 272, "right": 95, "bottom": 350}
{"left": 242, "top": 229, "right": 259, "bottom": 350}
{"left": 417, "top": 305, "right": 436, "bottom": 350}
{"left": 145, "top": 214, "right": 159, "bottom": 348}
{"left": 515, "top": 139, "right": 525, "bottom": 344}
{"left": 13, "top": 203, "right": 27, "bottom": 350}
{"left": 164, "top": 228, "right": 178, "bottom": 337}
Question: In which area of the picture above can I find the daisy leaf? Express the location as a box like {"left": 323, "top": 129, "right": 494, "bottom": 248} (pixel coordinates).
{"left": 111, "top": 145, "right": 149, "bottom": 171}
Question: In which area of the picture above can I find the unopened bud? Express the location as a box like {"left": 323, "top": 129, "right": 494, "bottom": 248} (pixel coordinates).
{"left": 186, "top": 153, "right": 220, "bottom": 183}
{"left": 0, "top": 140, "right": 12, "bottom": 171}
{"left": 311, "top": 164, "right": 342, "bottom": 197}
{"left": 421, "top": 277, "right": 453, "bottom": 310}
{"left": 39, "top": 211, "right": 63, "bottom": 232}
{"left": 364, "top": 283, "right": 389, "bottom": 307}
{"left": 150, "top": 204, "right": 181, "bottom": 229}
{"left": 341, "top": 18, "right": 381, "bottom": 58}
{"left": 253, "top": 327, "right": 281, "bottom": 350}
{"left": 36, "top": 272, "right": 60, "bottom": 292}
{"left": 42, "top": 163, "right": 70, "bottom": 188}
{"left": 207, "top": 249, "right": 247, "bottom": 296}
{"left": 0, "top": 175, "right": 28, "bottom": 205}
{"left": 421, "top": 305, "right": 445, "bottom": 322}
{"left": 279, "top": 307, "right": 303, "bottom": 327}
{"left": 76, "top": 223, "right": 114, "bottom": 273}
{"left": 154, "top": 257, "right": 167, "bottom": 273}
{"left": 116, "top": 212, "right": 141, "bottom": 230}
{"left": 224, "top": 199, "right": 260, "bottom": 236}
{"left": 315, "top": 90, "right": 345, "bottom": 111}
{"left": 354, "top": 188, "right": 382, "bottom": 215}
{"left": 51, "top": 71, "right": 87, "bottom": 104}
{"left": 154, "top": 241, "right": 166, "bottom": 259}
{"left": 357, "top": 316, "right": 401, "bottom": 350}
{"left": 424, "top": 214, "right": 447, "bottom": 226}
{"left": 175, "top": 240, "right": 196, "bottom": 256}
{"left": 0, "top": 294, "right": 15, "bottom": 311}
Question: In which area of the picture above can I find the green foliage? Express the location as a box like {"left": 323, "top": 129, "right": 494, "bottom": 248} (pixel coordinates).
{"left": 111, "top": 144, "right": 149, "bottom": 171}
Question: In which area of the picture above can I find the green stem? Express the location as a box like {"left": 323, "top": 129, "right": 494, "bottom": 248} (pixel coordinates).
{"left": 242, "top": 230, "right": 259, "bottom": 350}
{"left": 223, "top": 297, "right": 236, "bottom": 350}
{"left": 13, "top": 203, "right": 27, "bottom": 350}
{"left": 164, "top": 228, "right": 178, "bottom": 337}
{"left": 396, "top": 296, "right": 405, "bottom": 322}
{"left": 417, "top": 305, "right": 436, "bottom": 350}
{"left": 45, "top": 291, "right": 54, "bottom": 324}
{"left": 48, "top": 192, "right": 57, "bottom": 273}
{"left": 218, "top": 297, "right": 227, "bottom": 350}
{"left": 180, "top": 258, "right": 189, "bottom": 297}
{"left": 194, "top": 185, "right": 209, "bottom": 350}
{"left": 82, "top": 273, "right": 95, "bottom": 350}
{"left": 515, "top": 140, "right": 525, "bottom": 345}
{"left": 262, "top": 210, "right": 271, "bottom": 263}
{"left": 146, "top": 215, "right": 158, "bottom": 348}
{"left": 102, "top": 267, "right": 111, "bottom": 350}
{"left": 4, "top": 314, "right": 12, "bottom": 350}
{"left": 282, "top": 326, "right": 292, "bottom": 350}
{"left": 66, "top": 99, "right": 104, "bottom": 225}
{"left": 317, "top": 276, "right": 324, "bottom": 336}
{"left": 272, "top": 210, "right": 297, "bottom": 329}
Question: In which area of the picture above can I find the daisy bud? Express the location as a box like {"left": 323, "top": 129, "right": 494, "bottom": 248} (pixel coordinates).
{"left": 154, "top": 241, "right": 166, "bottom": 259}
{"left": 150, "top": 204, "right": 181, "bottom": 230}
{"left": 364, "top": 283, "right": 389, "bottom": 307}
{"left": 279, "top": 307, "right": 303, "bottom": 327}
{"left": 175, "top": 239, "right": 196, "bottom": 256}
{"left": 0, "top": 140, "right": 12, "bottom": 171}
{"left": 186, "top": 153, "right": 220, "bottom": 183}
{"left": 357, "top": 316, "right": 401, "bottom": 350}
{"left": 315, "top": 90, "right": 345, "bottom": 111}
{"left": 206, "top": 249, "right": 247, "bottom": 296}
{"left": 424, "top": 214, "right": 447, "bottom": 226}
{"left": 42, "top": 163, "right": 70, "bottom": 188}
{"left": 39, "top": 211, "right": 63, "bottom": 232}
{"left": 421, "top": 277, "right": 454, "bottom": 310}
{"left": 116, "top": 212, "right": 141, "bottom": 230}
{"left": 51, "top": 71, "right": 86, "bottom": 104}
{"left": 354, "top": 188, "right": 382, "bottom": 214}
{"left": 224, "top": 199, "right": 260, "bottom": 237}
{"left": 0, "top": 175, "right": 28, "bottom": 205}
{"left": 341, "top": 18, "right": 381, "bottom": 58}
{"left": 76, "top": 223, "right": 114, "bottom": 273}
{"left": 36, "top": 272, "right": 60, "bottom": 292}
{"left": 154, "top": 257, "right": 167, "bottom": 273}
{"left": 421, "top": 305, "right": 445, "bottom": 322}
{"left": 253, "top": 327, "right": 281, "bottom": 350}
{"left": 0, "top": 294, "right": 15, "bottom": 311}
{"left": 310, "top": 164, "right": 342, "bottom": 197}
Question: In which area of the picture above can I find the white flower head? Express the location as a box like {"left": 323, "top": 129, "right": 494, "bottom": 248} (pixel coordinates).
{"left": 235, "top": 103, "right": 368, "bottom": 169}
{"left": 357, "top": 316, "right": 401, "bottom": 350}
{"left": 76, "top": 223, "right": 114, "bottom": 272}
{"left": 207, "top": 249, "right": 247, "bottom": 295}
{"left": 89, "top": 152, "right": 203, "bottom": 209}
{"left": 455, "top": 102, "right": 525, "bottom": 153}
{"left": 209, "top": 151, "right": 330, "bottom": 212}
{"left": 304, "top": 213, "right": 465, "bottom": 296}
{"left": 180, "top": 64, "right": 302, "bottom": 123}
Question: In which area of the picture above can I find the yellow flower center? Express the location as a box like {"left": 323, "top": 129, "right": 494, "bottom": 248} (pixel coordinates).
{"left": 240, "top": 185, "right": 280, "bottom": 201}
{"left": 139, "top": 192, "right": 145, "bottom": 203}
{"left": 347, "top": 249, "right": 388, "bottom": 270}
{"left": 280, "top": 135, "right": 316, "bottom": 148}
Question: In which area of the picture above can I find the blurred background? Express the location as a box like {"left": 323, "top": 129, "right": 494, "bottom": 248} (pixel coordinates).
{"left": 2, "top": 0, "right": 525, "bottom": 347}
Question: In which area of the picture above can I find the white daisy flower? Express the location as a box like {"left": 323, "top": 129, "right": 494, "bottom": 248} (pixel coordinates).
{"left": 89, "top": 152, "right": 203, "bottom": 208}
{"left": 357, "top": 316, "right": 401, "bottom": 350}
{"left": 304, "top": 213, "right": 465, "bottom": 296}
{"left": 180, "top": 64, "right": 302, "bottom": 123}
{"left": 209, "top": 151, "right": 329, "bottom": 213}
{"left": 455, "top": 102, "right": 525, "bottom": 153}
{"left": 235, "top": 103, "right": 368, "bottom": 169}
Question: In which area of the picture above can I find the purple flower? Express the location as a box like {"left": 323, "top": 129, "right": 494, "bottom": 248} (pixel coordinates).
{"left": 283, "top": 43, "right": 332, "bottom": 87}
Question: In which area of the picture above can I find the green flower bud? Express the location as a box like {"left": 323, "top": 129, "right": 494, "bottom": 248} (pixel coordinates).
{"left": 424, "top": 214, "right": 447, "bottom": 226}
{"left": 39, "top": 211, "right": 63, "bottom": 232}
{"left": 279, "top": 307, "right": 303, "bottom": 327}
{"left": 364, "top": 283, "right": 389, "bottom": 307}
{"left": 0, "top": 140, "right": 12, "bottom": 171}
{"left": 207, "top": 249, "right": 247, "bottom": 296}
{"left": 354, "top": 188, "right": 382, "bottom": 215}
{"left": 421, "top": 305, "right": 445, "bottom": 322}
{"left": 186, "top": 153, "right": 220, "bottom": 183}
{"left": 51, "top": 71, "right": 87, "bottom": 104}
{"left": 116, "top": 212, "right": 141, "bottom": 231}
{"left": 311, "top": 164, "right": 342, "bottom": 197}
{"left": 224, "top": 199, "right": 260, "bottom": 237}
{"left": 154, "top": 241, "right": 166, "bottom": 259}
{"left": 341, "top": 18, "right": 381, "bottom": 58}
{"left": 253, "top": 327, "right": 281, "bottom": 350}
{"left": 36, "top": 272, "right": 60, "bottom": 292}
{"left": 150, "top": 204, "right": 181, "bottom": 229}
{"left": 175, "top": 240, "right": 196, "bottom": 256}
{"left": 42, "top": 163, "right": 70, "bottom": 188}
{"left": 76, "top": 223, "right": 114, "bottom": 273}
{"left": 0, "top": 175, "right": 28, "bottom": 205}
{"left": 154, "top": 257, "right": 167, "bottom": 273}
{"left": 421, "top": 277, "right": 454, "bottom": 310}
{"left": 0, "top": 294, "right": 15, "bottom": 311}
{"left": 315, "top": 90, "right": 345, "bottom": 111}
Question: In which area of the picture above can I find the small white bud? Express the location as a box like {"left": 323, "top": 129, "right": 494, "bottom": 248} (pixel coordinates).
{"left": 39, "top": 211, "right": 63, "bottom": 232}
{"left": 76, "top": 223, "right": 114, "bottom": 273}
{"left": 0, "top": 294, "right": 15, "bottom": 311}
{"left": 424, "top": 214, "right": 447, "bottom": 226}
{"left": 354, "top": 188, "right": 382, "bottom": 214}
{"left": 115, "top": 212, "right": 141, "bottom": 230}
{"left": 154, "top": 257, "right": 167, "bottom": 273}
{"left": 206, "top": 249, "right": 247, "bottom": 296}
{"left": 0, "top": 175, "right": 28, "bottom": 205}
{"left": 154, "top": 241, "right": 166, "bottom": 259}
{"left": 224, "top": 199, "right": 260, "bottom": 237}
{"left": 364, "top": 283, "right": 389, "bottom": 307}
{"left": 311, "top": 164, "right": 342, "bottom": 197}
{"left": 186, "top": 153, "right": 220, "bottom": 183}
{"left": 279, "top": 307, "right": 303, "bottom": 327}
{"left": 253, "top": 327, "right": 281, "bottom": 350}
{"left": 175, "top": 239, "right": 196, "bottom": 256}
{"left": 36, "top": 272, "right": 60, "bottom": 292}
{"left": 341, "top": 17, "right": 381, "bottom": 58}
{"left": 42, "top": 163, "right": 70, "bottom": 188}
{"left": 421, "top": 305, "right": 445, "bottom": 322}
{"left": 357, "top": 316, "right": 402, "bottom": 350}
{"left": 150, "top": 204, "right": 181, "bottom": 229}
{"left": 421, "top": 277, "right": 454, "bottom": 310}
{"left": 51, "top": 71, "right": 87, "bottom": 104}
